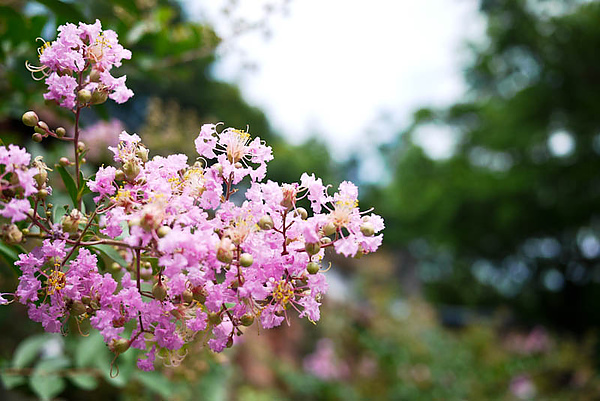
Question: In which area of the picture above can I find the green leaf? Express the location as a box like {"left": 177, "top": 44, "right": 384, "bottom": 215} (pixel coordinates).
{"left": 0, "top": 242, "right": 23, "bottom": 276}
{"left": 12, "top": 334, "right": 51, "bottom": 369}
{"left": 67, "top": 373, "right": 98, "bottom": 390}
{"left": 56, "top": 165, "right": 78, "bottom": 207}
{"left": 31, "top": 0, "right": 84, "bottom": 23}
{"left": 1, "top": 372, "right": 26, "bottom": 389}
{"left": 52, "top": 205, "right": 66, "bottom": 226}
{"left": 75, "top": 331, "right": 110, "bottom": 370}
{"left": 89, "top": 244, "right": 128, "bottom": 268}
{"left": 29, "top": 357, "right": 69, "bottom": 401}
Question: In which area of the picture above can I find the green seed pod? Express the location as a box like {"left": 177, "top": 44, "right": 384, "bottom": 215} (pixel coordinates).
{"left": 360, "top": 222, "right": 375, "bottom": 237}
{"left": 77, "top": 89, "right": 92, "bottom": 104}
{"left": 323, "top": 222, "right": 336, "bottom": 236}
{"left": 305, "top": 242, "right": 321, "bottom": 255}
{"left": 22, "top": 111, "right": 39, "bottom": 127}
{"left": 258, "top": 215, "right": 274, "bottom": 230}
{"left": 110, "top": 338, "right": 130, "bottom": 354}
{"left": 294, "top": 207, "right": 308, "bottom": 220}
{"left": 91, "top": 90, "right": 108, "bottom": 105}
{"left": 152, "top": 281, "right": 167, "bottom": 301}
{"left": 240, "top": 314, "right": 255, "bottom": 326}
{"left": 239, "top": 253, "right": 254, "bottom": 267}
{"left": 56, "top": 127, "right": 66, "bottom": 137}
{"left": 307, "top": 261, "right": 320, "bottom": 275}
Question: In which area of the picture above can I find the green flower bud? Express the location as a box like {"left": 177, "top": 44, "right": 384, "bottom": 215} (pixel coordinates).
{"left": 37, "top": 189, "right": 48, "bottom": 199}
{"left": 239, "top": 253, "right": 253, "bottom": 267}
{"left": 136, "top": 145, "right": 149, "bottom": 163}
{"left": 59, "top": 157, "right": 70, "bottom": 166}
{"left": 193, "top": 288, "right": 207, "bottom": 303}
{"left": 360, "top": 222, "right": 375, "bottom": 237}
{"left": 216, "top": 238, "right": 234, "bottom": 264}
{"left": 91, "top": 89, "right": 108, "bottom": 105}
{"left": 56, "top": 127, "right": 66, "bottom": 137}
{"left": 182, "top": 289, "right": 194, "bottom": 304}
{"left": 240, "top": 314, "right": 255, "bottom": 326}
{"left": 2, "top": 224, "right": 23, "bottom": 244}
{"left": 306, "top": 261, "right": 320, "bottom": 275}
{"left": 110, "top": 338, "right": 130, "bottom": 354}
{"left": 70, "top": 300, "right": 87, "bottom": 316}
{"left": 37, "top": 121, "right": 49, "bottom": 131}
{"left": 122, "top": 162, "right": 140, "bottom": 181}
{"left": 32, "top": 133, "right": 43, "bottom": 142}
{"left": 234, "top": 162, "right": 243, "bottom": 169}
{"left": 22, "top": 111, "right": 39, "bottom": 127}
{"left": 294, "top": 207, "right": 308, "bottom": 220}
{"left": 258, "top": 215, "right": 274, "bottom": 230}
{"left": 77, "top": 89, "right": 92, "bottom": 104}
{"left": 208, "top": 312, "right": 221, "bottom": 325}
{"left": 157, "top": 226, "right": 171, "bottom": 238}
{"left": 305, "top": 242, "right": 321, "bottom": 255}
{"left": 90, "top": 69, "right": 101, "bottom": 82}
{"left": 77, "top": 141, "right": 86, "bottom": 152}
{"left": 152, "top": 280, "right": 167, "bottom": 301}
{"left": 226, "top": 337, "right": 234, "bottom": 348}
{"left": 323, "top": 222, "right": 336, "bottom": 236}
{"left": 114, "top": 169, "right": 126, "bottom": 181}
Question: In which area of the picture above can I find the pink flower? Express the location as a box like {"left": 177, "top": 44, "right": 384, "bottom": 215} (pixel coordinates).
{"left": 0, "top": 199, "right": 30, "bottom": 222}
{"left": 87, "top": 165, "right": 116, "bottom": 201}
{"left": 43, "top": 73, "right": 78, "bottom": 109}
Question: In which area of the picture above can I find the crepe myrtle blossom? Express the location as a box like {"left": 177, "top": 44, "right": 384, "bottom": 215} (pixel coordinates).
{"left": 0, "top": 19, "right": 383, "bottom": 374}
{"left": 26, "top": 19, "right": 132, "bottom": 109}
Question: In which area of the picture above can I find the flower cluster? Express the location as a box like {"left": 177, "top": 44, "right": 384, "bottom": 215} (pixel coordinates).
{"left": 27, "top": 19, "right": 132, "bottom": 109}
{"left": 0, "top": 20, "right": 384, "bottom": 372}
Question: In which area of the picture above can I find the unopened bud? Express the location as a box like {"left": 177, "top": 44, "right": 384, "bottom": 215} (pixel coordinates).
{"left": 294, "top": 207, "right": 308, "bottom": 220}
{"left": 77, "top": 89, "right": 92, "bottom": 104}
{"left": 77, "top": 141, "right": 86, "bottom": 152}
{"left": 226, "top": 337, "right": 234, "bottom": 348}
{"left": 208, "top": 312, "right": 221, "bottom": 325}
{"left": 182, "top": 289, "right": 193, "bottom": 304}
{"left": 216, "top": 237, "right": 234, "bottom": 264}
{"left": 32, "top": 133, "right": 43, "bottom": 142}
{"left": 61, "top": 209, "right": 86, "bottom": 233}
{"left": 193, "top": 288, "right": 207, "bottom": 303}
{"left": 239, "top": 253, "right": 253, "bottom": 267}
{"left": 2, "top": 224, "right": 23, "bottom": 244}
{"left": 110, "top": 262, "right": 121, "bottom": 272}
{"left": 320, "top": 237, "right": 332, "bottom": 245}
{"left": 122, "top": 162, "right": 140, "bottom": 181}
{"left": 360, "top": 222, "right": 375, "bottom": 237}
{"left": 90, "top": 69, "right": 101, "bottom": 82}
{"left": 152, "top": 280, "right": 167, "bottom": 301}
{"left": 22, "top": 111, "right": 39, "bottom": 127}
{"left": 323, "top": 222, "right": 336, "bottom": 236}
{"left": 91, "top": 90, "right": 108, "bottom": 105}
{"left": 157, "top": 226, "right": 171, "bottom": 238}
{"left": 240, "top": 314, "right": 254, "bottom": 326}
{"left": 258, "top": 215, "right": 274, "bottom": 230}
{"left": 56, "top": 127, "right": 66, "bottom": 137}
{"left": 37, "top": 121, "right": 49, "bottom": 131}
{"left": 70, "top": 300, "right": 87, "bottom": 316}
{"left": 110, "top": 338, "right": 130, "bottom": 354}
{"left": 37, "top": 189, "right": 48, "bottom": 199}
{"left": 114, "top": 169, "right": 125, "bottom": 181}
{"left": 136, "top": 146, "right": 149, "bottom": 163}
{"left": 59, "top": 157, "right": 70, "bottom": 166}
{"left": 307, "top": 261, "right": 320, "bottom": 275}
{"left": 305, "top": 242, "right": 321, "bottom": 255}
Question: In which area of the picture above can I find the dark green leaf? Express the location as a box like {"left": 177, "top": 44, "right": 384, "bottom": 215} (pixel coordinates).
{"left": 89, "top": 244, "right": 128, "bottom": 268}
{"left": 67, "top": 373, "right": 98, "bottom": 390}
{"left": 56, "top": 165, "right": 78, "bottom": 207}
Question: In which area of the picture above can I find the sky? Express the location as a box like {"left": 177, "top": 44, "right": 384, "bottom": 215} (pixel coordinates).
{"left": 183, "top": 0, "right": 486, "bottom": 175}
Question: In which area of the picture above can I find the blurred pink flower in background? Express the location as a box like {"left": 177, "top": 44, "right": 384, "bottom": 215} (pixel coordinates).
{"left": 303, "top": 338, "right": 349, "bottom": 381}
{"left": 80, "top": 119, "right": 124, "bottom": 162}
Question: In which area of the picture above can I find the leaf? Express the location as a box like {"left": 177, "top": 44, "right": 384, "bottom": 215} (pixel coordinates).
{"left": 56, "top": 165, "right": 78, "bottom": 207}
{"left": 1, "top": 372, "right": 26, "bottom": 389}
{"left": 29, "top": 357, "right": 69, "bottom": 401}
{"left": 67, "top": 373, "right": 98, "bottom": 390}
{"left": 31, "top": 0, "right": 84, "bottom": 23}
{"left": 0, "top": 242, "right": 23, "bottom": 276}
{"left": 75, "top": 331, "right": 110, "bottom": 370}
{"left": 89, "top": 244, "right": 128, "bottom": 268}
{"left": 52, "top": 205, "right": 66, "bottom": 226}
{"left": 12, "top": 334, "right": 51, "bottom": 369}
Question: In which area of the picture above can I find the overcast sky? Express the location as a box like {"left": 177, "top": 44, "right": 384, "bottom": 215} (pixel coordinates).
{"left": 184, "top": 0, "right": 486, "bottom": 177}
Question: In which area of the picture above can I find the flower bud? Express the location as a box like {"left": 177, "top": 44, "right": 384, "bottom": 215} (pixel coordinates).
{"left": 114, "top": 169, "right": 125, "bottom": 181}
{"left": 320, "top": 237, "right": 332, "bottom": 245}
{"left": 77, "top": 141, "right": 86, "bottom": 152}
{"left": 294, "top": 207, "right": 308, "bottom": 220}
{"left": 56, "top": 127, "right": 66, "bottom": 137}
{"left": 70, "top": 300, "right": 87, "bottom": 316}
{"left": 208, "top": 312, "right": 221, "bottom": 325}
{"left": 33, "top": 158, "right": 49, "bottom": 186}
{"left": 61, "top": 209, "right": 87, "bottom": 233}
{"left": 59, "top": 157, "right": 70, "bottom": 166}
{"left": 37, "top": 121, "right": 49, "bottom": 131}
{"left": 239, "top": 253, "right": 253, "bottom": 267}
{"left": 182, "top": 289, "right": 193, "bottom": 304}
{"left": 32, "top": 133, "right": 43, "bottom": 142}
{"left": 323, "top": 222, "right": 336, "bottom": 236}
{"left": 213, "top": 163, "right": 223, "bottom": 176}
{"left": 226, "top": 337, "right": 234, "bottom": 348}
{"left": 360, "top": 222, "right": 375, "bottom": 237}
{"left": 91, "top": 89, "right": 108, "bottom": 105}
{"left": 305, "top": 242, "right": 321, "bottom": 255}
{"left": 240, "top": 314, "right": 255, "bottom": 326}
{"left": 258, "top": 215, "right": 274, "bottom": 230}
{"left": 122, "top": 162, "right": 140, "bottom": 181}
{"left": 152, "top": 280, "right": 167, "bottom": 301}
{"left": 193, "top": 287, "right": 207, "bottom": 303}
{"left": 280, "top": 184, "right": 297, "bottom": 210}
{"left": 136, "top": 145, "right": 149, "bottom": 163}
{"left": 77, "top": 89, "right": 92, "bottom": 104}
{"left": 306, "top": 261, "right": 320, "bottom": 275}
{"left": 1, "top": 224, "right": 23, "bottom": 244}
{"left": 110, "top": 338, "right": 130, "bottom": 354}
{"left": 157, "top": 226, "right": 171, "bottom": 238}
{"left": 90, "top": 69, "right": 101, "bottom": 82}
{"left": 22, "top": 111, "right": 39, "bottom": 127}
{"left": 216, "top": 238, "right": 234, "bottom": 264}
{"left": 37, "top": 189, "right": 48, "bottom": 199}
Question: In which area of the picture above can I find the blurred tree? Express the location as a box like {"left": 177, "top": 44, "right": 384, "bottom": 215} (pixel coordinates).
{"left": 375, "top": 0, "right": 600, "bottom": 333}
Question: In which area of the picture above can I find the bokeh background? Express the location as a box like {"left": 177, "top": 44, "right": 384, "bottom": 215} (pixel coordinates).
{"left": 2, "top": 0, "right": 600, "bottom": 399}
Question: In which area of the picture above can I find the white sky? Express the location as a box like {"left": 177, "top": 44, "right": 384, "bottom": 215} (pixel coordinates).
{"left": 184, "top": 0, "right": 485, "bottom": 171}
